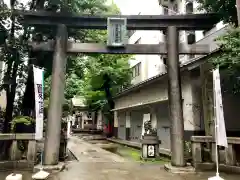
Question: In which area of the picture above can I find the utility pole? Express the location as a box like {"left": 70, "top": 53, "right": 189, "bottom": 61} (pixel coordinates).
{"left": 44, "top": 24, "right": 68, "bottom": 165}
{"left": 166, "top": 1, "right": 185, "bottom": 167}
{"left": 236, "top": 0, "right": 240, "bottom": 26}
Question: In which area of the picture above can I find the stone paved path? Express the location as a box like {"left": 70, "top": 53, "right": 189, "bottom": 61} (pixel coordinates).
{"left": 54, "top": 135, "right": 239, "bottom": 180}
{"left": 67, "top": 135, "right": 127, "bottom": 162}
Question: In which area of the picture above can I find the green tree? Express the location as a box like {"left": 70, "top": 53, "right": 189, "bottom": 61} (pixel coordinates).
{"left": 0, "top": 0, "right": 30, "bottom": 132}
{"left": 84, "top": 54, "right": 131, "bottom": 109}
{"left": 0, "top": 0, "right": 130, "bottom": 137}
{"left": 21, "top": 0, "right": 119, "bottom": 115}
{"left": 197, "top": 0, "right": 237, "bottom": 25}
{"left": 82, "top": 54, "right": 131, "bottom": 135}
{"left": 209, "top": 26, "right": 240, "bottom": 93}
{"left": 197, "top": 1, "right": 240, "bottom": 93}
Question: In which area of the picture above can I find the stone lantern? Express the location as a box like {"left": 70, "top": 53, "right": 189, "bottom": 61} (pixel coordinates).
{"left": 141, "top": 120, "right": 160, "bottom": 160}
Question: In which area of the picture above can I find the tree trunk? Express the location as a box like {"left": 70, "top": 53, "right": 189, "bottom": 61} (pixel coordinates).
{"left": 103, "top": 75, "right": 114, "bottom": 137}
{"left": 36, "top": 0, "right": 45, "bottom": 9}
{"left": 3, "top": 55, "right": 19, "bottom": 133}
{"left": 22, "top": 67, "right": 34, "bottom": 116}
{"left": 21, "top": 0, "right": 46, "bottom": 115}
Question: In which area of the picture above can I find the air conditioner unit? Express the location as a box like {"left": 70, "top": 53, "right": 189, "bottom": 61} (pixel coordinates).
{"left": 107, "top": 17, "right": 127, "bottom": 47}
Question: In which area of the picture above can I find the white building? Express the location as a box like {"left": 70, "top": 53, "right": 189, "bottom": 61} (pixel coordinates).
{"left": 111, "top": 0, "right": 235, "bottom": 156}
{"left": 126, "top": 0, "right": 226, "bottom": 85}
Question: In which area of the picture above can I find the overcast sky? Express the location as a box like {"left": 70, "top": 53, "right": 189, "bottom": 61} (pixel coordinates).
{"left": 3, "top": 0, "right": 139, "bottom": 14}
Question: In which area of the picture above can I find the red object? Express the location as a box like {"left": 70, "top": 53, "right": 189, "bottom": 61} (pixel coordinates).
{"left": 103, "top": 121, "right": 113, "bottom": 136}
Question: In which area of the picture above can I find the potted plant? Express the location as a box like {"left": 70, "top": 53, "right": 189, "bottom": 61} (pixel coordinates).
{"left": 11, "top": 116, "right": 35, "bottom": 133}
{"left": 10, "top": 116, "right": 35, "bottom": 158}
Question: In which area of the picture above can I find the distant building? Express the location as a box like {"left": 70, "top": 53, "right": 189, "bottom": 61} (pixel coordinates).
{"left": 126, "top": 0, "right": 226, "bottom": 85}
{"left": 112, "top": 0, "right": 235, "bottom": 156}
{"left": 70, "top": 96, "right": 104, "bottom": 130}
{"left": 70, "top": 96, "right": 92, "bottom": 129}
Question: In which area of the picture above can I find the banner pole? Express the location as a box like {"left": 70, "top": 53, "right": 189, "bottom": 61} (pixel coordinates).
{"left": 213, "top": 69, "right": 219, "bottom": 177}
{"left": 208, "top": 66, "right": 224, "bottom": 180}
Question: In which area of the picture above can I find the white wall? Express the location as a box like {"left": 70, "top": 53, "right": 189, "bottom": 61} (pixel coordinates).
{"left": 125, "top": 0, "right": 167, "bottom": 85}
{"left": 96, "top": 110, "right": 103, "bottom": 130}
{"left": 114, "top": 71, "right": 202, "bottom": 132}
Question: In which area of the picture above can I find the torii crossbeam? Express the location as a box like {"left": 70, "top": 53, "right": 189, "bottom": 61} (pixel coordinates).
{"left": 15, "top": 10, "right": 219, "bottom": 30}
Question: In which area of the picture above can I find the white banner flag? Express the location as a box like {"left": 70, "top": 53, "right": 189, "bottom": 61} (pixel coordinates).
{"left": 33, "top": 66, "right": 44, "bottom": 140}
{"left": 213, "top": 68, "right": 228, "bottom": 147}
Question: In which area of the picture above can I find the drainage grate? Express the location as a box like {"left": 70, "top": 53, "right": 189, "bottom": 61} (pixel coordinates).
{"left": 92, "top": 156, "right": 100, "bottom": 159}
{"left": 86, "top": 149, "right": 97, "bottom": 153}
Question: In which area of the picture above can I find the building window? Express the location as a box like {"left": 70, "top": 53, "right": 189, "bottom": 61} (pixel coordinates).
{"left": 173, "top": 3, "right": 178, "bottom": 13}
{"left": 134, "top": 38, "right": 141, "bottom": 44}
{"left": 203, "top": 30, "right": 208, "bottom": 36}
{"left": 187, "top": 31, "right": 196, "bottom": 44}
{"left": 163, "top": 57, "right": 167, "bottom": 65}
{"left": 186, "top": 2, "right": 193, "bottom": 14}
{"left": 162, "top": 30, "right": 167, "bottom": 36}
{"left": 87, "top": 112, "right": 92, "bottom": 119}
{"left": 163, "top": 5, "right": 168, "bottom": 15}
{"left": 132, "top": 63, "right": 141, "bottom": 78}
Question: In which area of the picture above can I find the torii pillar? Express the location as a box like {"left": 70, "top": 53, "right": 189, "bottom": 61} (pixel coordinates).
{"left": 44, "top": 24, "right": 68, "bottom": 165}
{"left": 167, "top": 26, "right": 185, "bottom": 167}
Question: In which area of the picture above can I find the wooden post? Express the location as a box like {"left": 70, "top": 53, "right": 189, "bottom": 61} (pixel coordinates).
{"left": 44, "top": 24, "right": 68, "bottom": 165}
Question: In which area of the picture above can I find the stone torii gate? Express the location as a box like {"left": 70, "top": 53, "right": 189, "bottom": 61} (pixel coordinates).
{"left": 17, "top": 10, "right": 220, "bottom": 166}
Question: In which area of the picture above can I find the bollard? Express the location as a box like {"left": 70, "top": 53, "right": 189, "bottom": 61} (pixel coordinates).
{"left": 5, "top": 173, "right": 22, "bottom": 180}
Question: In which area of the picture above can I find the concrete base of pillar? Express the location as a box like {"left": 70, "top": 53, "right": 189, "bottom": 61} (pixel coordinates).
{"left": 164, "top": 163, "right": 195, "bottom": 174}
{"left": 34, "top": 162, "right": 65, "bottom": 172}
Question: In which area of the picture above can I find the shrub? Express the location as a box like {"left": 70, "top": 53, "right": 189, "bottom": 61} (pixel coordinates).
{"left": 11, "top": 116, "right": 35, "bottom": 132}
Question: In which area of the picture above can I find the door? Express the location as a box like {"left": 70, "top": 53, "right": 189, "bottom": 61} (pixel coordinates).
{"left": 130, "top": 111, "right": 143, "bottom": 142}
{"left": 118, "top": 112, "right": 126, "bottom": 140}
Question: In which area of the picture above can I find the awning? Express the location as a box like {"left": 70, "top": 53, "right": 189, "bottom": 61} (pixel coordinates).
{"left": 111, "top": 98, "right": 169, "bottom": 111}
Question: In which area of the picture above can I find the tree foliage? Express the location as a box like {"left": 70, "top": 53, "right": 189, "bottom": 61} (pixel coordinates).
{"left": 0, "top": 0, "right": 30, "bottom": 132}
{"left": 83, "top": 54, "right": 131, "bottom": 110}
{"left": 197, "top": 0, "right": 237, "bottom": 25}
{"left": 21, "top": 0, "right": 121, "bottom": 115}
{"left": 209, "top": 26, "right": 240, "bottom": 94}
{"left": 31, "top": 0, "right": 130, "bottom": 115}
{"left": 0, "top": 0, "right": 131, "bottom": 136}
{"left": 197, "top": 0, "right": 240, "bottom": 93}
